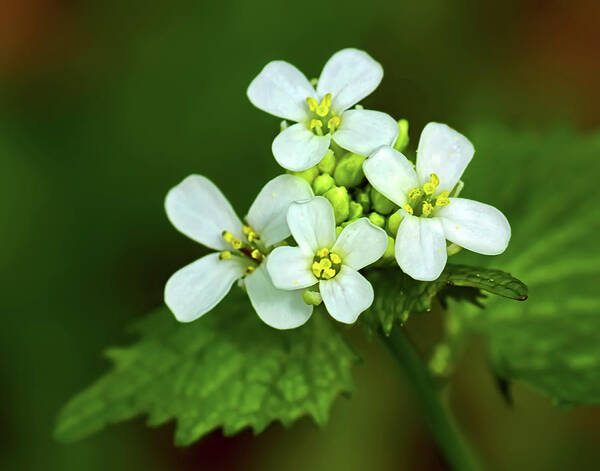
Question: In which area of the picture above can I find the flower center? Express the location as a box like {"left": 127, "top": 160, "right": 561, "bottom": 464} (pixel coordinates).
{"left": 311, "top": 248, "right": 342, "bottom": 280}
{"left": 220, "top": 225, "right": 266, "bottom": 275}
{"left": 402, "top": 173, "right": 450, "bottom": 218}
{"left": 305, "top": 93, "right": 341, "bottom": 136}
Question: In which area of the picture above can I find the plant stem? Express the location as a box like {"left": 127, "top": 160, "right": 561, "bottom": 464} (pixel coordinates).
{"left": 380, "top": 327, "right": 481, "bottom": 471}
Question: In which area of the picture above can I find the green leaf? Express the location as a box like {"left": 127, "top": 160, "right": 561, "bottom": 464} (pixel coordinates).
{"left": 446, "top": 124, "right": 600, "bottom": 405}
{"left": 364, "top": 264, "right": 527, "bottom": 335}
{"left": 54, "top": 293, "right": 358, "bottom": 445}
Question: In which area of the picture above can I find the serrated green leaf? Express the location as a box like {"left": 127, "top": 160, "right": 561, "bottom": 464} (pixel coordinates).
{"left": 446, "top": 124, "right": 600, "bottom": 405}
{"left": 364, "top": 264, "right": 527, "bottom": 335}
{"left": 54, "top": 293, "right": 358, "bottom": 445}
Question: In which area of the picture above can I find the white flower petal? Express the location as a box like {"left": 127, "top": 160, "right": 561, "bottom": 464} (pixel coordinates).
{"left": 245, "top": 174, "right": 314, "bottom": 247}
{"left": 165, "top": 175, "right": 243, "bottom": 251}
{"left": 436, "top": 198, "right": 511, "bottom": 255}
{"left": 164, "top": 253, "right": 246, "bottom": 322}
{"left": 416, "top": 122, "right": 475, "bottom": 193}
{"left": 317, "top": 48, "right": 383, "bottom": 112}
{"left": 245, "top": 264, "right": 313, "bottom": 330}
{"left": 272, "top": 123, "right": 331, "bottom": 171}
{"left": 362, "top": 145, "right": 418, "bottom": 206}
{"left": 395, "top": 215, "right": 447, "bottom": 281}
{"left": 333, "top": 109, "right": 398, "bottom": 157}
{"left": 320, "top": 266, "right": 374, "bottom": 324}
{"left": 247, "top": 61, "right": 316, "bottom": 122}
{"left": 287, "top": 196, "right": 337, "bottom": 254}
{"left": 266, "top": 246, "right": 316, "bottom": 290}
{"left": 332, "top": 218, "right": 388, "bottom": 270}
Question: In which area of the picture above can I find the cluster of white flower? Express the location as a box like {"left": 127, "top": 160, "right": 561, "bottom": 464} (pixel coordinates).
{"left": 164, "top": 49, "right": 511, "bottom": 329}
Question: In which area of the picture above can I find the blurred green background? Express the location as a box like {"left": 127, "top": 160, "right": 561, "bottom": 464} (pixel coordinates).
{"left": 2, "top": 0, "right": 599, "bottom": 469}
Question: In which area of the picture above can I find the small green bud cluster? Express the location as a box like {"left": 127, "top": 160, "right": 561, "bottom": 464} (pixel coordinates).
{"left": 287, "top": 120, "right": 410, "bottom": 266}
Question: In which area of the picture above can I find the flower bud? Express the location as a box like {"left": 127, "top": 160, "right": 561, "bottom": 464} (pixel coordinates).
{"left": 348, "top": 201, "right": 363, "bottom": 220}
{"left": 386, "top": 210, "right": 403, "bottom": 236}
{"left": 368, "top": 212, "right": 385, "bottom": 228}
{"left": 335, "top": 225, "right": 343, "bottom": 236}
{"left": 393, "top": 119, "right": 409, "bottom": 153}
{"left": 313, "top": 173, "right": 336, "bottom": 195}
{"left": 317, "top": 150, "right": 336, "bottom": 174}
{"left": 333, "top": 152, "right": 366, "bottom": 187}
{"left": 302, "top": 288, "right": 323, "bottom": 306}
{"left": 381, "top": 235, "right": 395, "bottom": 262}
{"left": 324, "top": 186, "right": 350, "bottom": 224}
{"left": 355, "top": 188, "right": 371, "bottom": 212}
{"left": 289, "top": 166, "right": 319, "bottom": 184}
{"left": 370, "top": 187, "right": 397, "bottom": 215}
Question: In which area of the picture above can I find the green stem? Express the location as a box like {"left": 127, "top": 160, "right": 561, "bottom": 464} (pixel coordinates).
{"left": 380, "top": 327, "right": 481, "bottom": 471}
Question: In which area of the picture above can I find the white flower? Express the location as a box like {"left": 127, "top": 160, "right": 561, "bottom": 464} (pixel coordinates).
{"left": 267, "top": 197, "right": 388, "bottom": 323}
{"left": 247, "top": 48, "right": 399, "bottom": 172}
{"left": 164, "top": 174, "right": 315, "bottom": 329}
{"left": 363, "top": 122, "right": 511, "bottom": 281}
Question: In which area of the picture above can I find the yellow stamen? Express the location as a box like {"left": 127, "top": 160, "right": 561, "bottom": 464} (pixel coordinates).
{"left": 306, "top": 97, "right": 318, "bottom": 112}
{"left": 329, "top": 253, "right": 342, "bottom": 264}
{"left": 430, "top": 173, "right": 440, "bottom": 187}
{"left": 316, "top": 248, "right": 330, "bottom": 258}
{"left": 245, "top": 266, "right": 255, "bottom": 275}
{"left": 231, "top": 238, "right": 242, "bottom": 250}
{"left": 312, "top": 261, "right": 323, "bottom": 278}
{"left": 322, "top": 93, "right": 332, "bottom": 107}
{"left": 310, "top": 119, "right": 323, "bottom": 130}
{"left": 219, "top": 251, "right": 232, "bottom": 260}
{"left": 242, "top": 225, "right": 252, "bottom": 235}
{"left": 403, "top": 204, "right": 414, "bottom": 215}
{"left": 322, "top": 268, "right": 336, "bottom": 280}
{"left": 327, "top": 116, "right": 341, "bottom": 131}
{"left": 423, "top": 173, "right": 440, "bottom": 195}
{"left": 251, "top": 249, "right": 263, "bottom": 261}
{"left": 248, "top": 231, "right": 260, "bottom": 242}
{"left": 408, "top": 188, "right": 423, "bottom": 200}
{"left": 435, "top": 191, "right": 450, "bottom": 207}
{"left": 422, "top": 201, "right": 434, "bottom": 217}
{"left": 315, "top": 93, "right": 332, "bottom": 117}
{"left": 222, "top": 231, "right": 233, "bottom": 243}
{"left": 320, "top": 258, "right": 332, "bottom": 269}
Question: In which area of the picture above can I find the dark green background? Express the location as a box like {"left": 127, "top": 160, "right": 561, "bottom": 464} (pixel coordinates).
{"left": 2, "top": 0, "right": 599, "bottom": 469}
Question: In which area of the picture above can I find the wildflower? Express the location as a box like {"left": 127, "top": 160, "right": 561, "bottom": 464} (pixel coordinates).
{"left": 164, "top": 174, "right": 314, "bottom": 329}
{"left": 267, "top": 197, "right": 388, "bottom": 323}
{"left": 363, "top": 122, "right": 511, "bottom": 281}
{"left": 247, "top": 48, "right": 398, "bottom": 171}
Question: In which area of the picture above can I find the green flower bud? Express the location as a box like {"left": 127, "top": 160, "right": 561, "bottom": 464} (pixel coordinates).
{"left": 324, "top": 186, "right": 350, "bottom": 224}
{"left": 387, "top": 210, "right": 403, "bottom": 236}
{"left": 317, "top": 150, "right": 336, "bottom": 174}
{"left": 289, "top": 166, "right": 319, "bottom": 184}
{"left": 447, "top": 243, "right": 463, "bottom": 256}
{"left": 348, "top": 201, "right": 363, "bottom": 220}
{"left": 335, "top": 225, "right": 343, "bottom": 236}
{"left": 368, "top": 211, "right": 385, "bottom": 227}
{"left": 370, "top": 187, "right": 397, "bottom": 215}
{"left": 312, "top": 173, "right": 336, "bottom": 195}
{"left": 302, "top": 288, "right": 322, "bottom": 306}
{"left": 355, "top": 188, "right": 371, "bottom": 212}
{"left": 393, "top": 119, "right": 409, "bottom": 153}
{"left": 333, "top": 152, "right": 366, "bottom": 188}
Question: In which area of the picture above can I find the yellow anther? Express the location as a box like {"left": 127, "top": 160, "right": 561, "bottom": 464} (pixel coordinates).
{"left": 231, "top": 238, "right": 242, "bottom": 250}
{"left": 315, "top": 94, "right": 332, "bottom": 117}
{"left": 403, "top": 204, "right": 414, "bottom": 215}
{"left": 329, "top": 253, "right": 342, "bottom": 264}
{"left": 322, "top": 268, "right": 337, "bottom": 280}
{"left": 219, "top": 251, "right": 232, "bottom": 260}
{"left": 309, "top": 119, "right": 323, "bottom": 130}
{"left": 312, "top": 261, "right": 323, "bottom": 278}
{"left": 320, "top": 258, "right": 332, "bottom": 269}
{"left": 245, "top": 266, "right": 255, "bottom": 275}
{"left": 242, "top": 225, "right": 252, "bottom": 235}
{"left": 322, "top": 93, "right": 332, "bottom": 107}
{"left": 423, "top": 173, "right": 440, "bottom": 195}
{"left": 422, "top": 201, "right": 434, "bottom": 217}
{"left": 306, "top": 97, "right": 318, "bottom": 112}
{"left": 222, "top": 231, "right": 234, "bottom": 243}
{"left": 251, "top": 249, "right": 263, "bottom": 261}
{"left": 435, "top": 191, "right": 450, "bottom": 207}
{"left": 327, "top": 116, "right": 341, "bottom": 131}
{"left": 247, "top": 231, "right": 260, "bottom": 242}
{"left": 408, "top": 188, "right": 423, "bottom": 200}
{"left": 316, "top": 248, "right": 330, "bottom": 257}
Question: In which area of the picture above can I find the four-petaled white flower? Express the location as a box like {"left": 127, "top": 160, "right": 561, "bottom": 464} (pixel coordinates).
{"left": 267, "top": 197, "right": 388, "bottom": 323}
{"left": 164, "top": 174, "right": 315, "bottom": 329}
{"left": 363, "top": 122, "right": 511, "bottom": 281}
{"left": 247, "top": 48, "right": 399, "bottom": 172}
